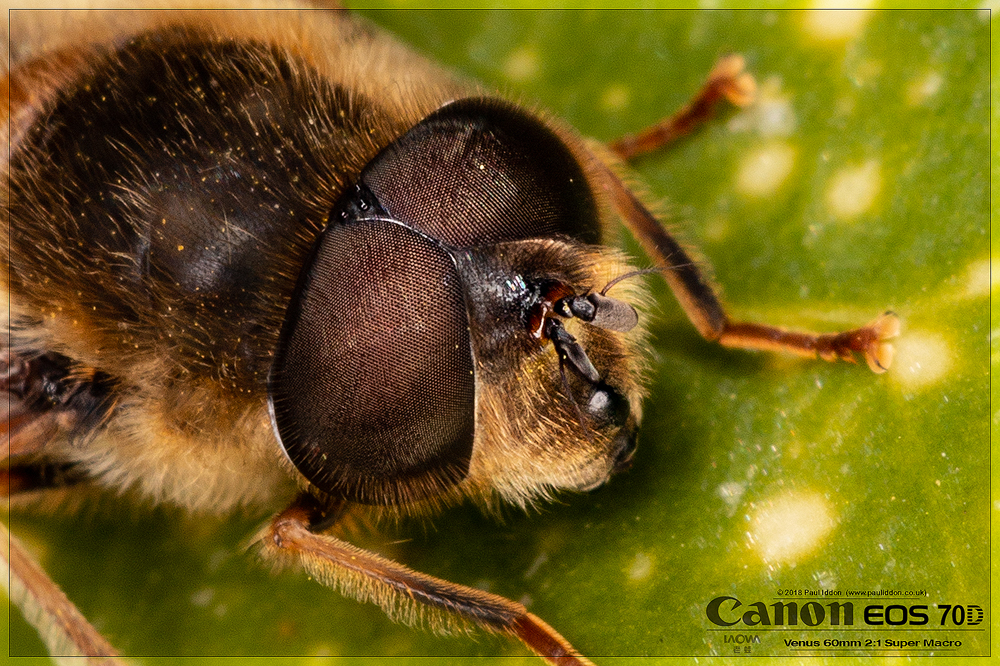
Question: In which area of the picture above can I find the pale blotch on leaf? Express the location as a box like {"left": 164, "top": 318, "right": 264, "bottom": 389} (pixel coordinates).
{"left": 627, "top": 552, "right": 653, "bottom": 582}
{"left": 523, "top": 552, "right": 548, "bottom": 579}
{"left": 825, "top": 160, "right": 882, "bottom": 221}
{"left": 600, "top": 84, "right": 630, "bottom": 112}
{"left": 703, "top": 214, "right": 731, "bottom": 242}
{"left": 890, "top": 331, "right": 953, "bottom": 391}
{"left": 308, "top": 645, "right": 336, "bottom": 660}
{"left": 958, "top": 257, "right": 992, "bottom": 299}
{"left": 834, "top": 95, "right": 856, "bottom": 117}
{"left": 503, "top": 45, "right": 539, "bottom": 82}
{"left": 906, "top": 70, "right": 944, "bottom": 106}
{"left": 727, "top": 75, "right": 796, "bottom": 137}
{"left": 815, "top": 569, "right": 838, "bottom": 591}
{"left": 802, "top": 6, "right": 873, "bottom": 43}
{"left": 190, "top": 587, "right": 214, "bottom": 608}
{"left": 748, "top": 492, "right": 836, "bottom": 564}
{"left": 736, "top": 142, "right": 796, "bottom": 198}
{"left": 718, "top": 481, "right": 747, "bottom": 510}
{"left": 851, "top": 59, "right": 884, "bottom": 88}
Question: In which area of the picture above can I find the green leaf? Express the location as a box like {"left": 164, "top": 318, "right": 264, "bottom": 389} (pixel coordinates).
{"left": 6, "top": 7, "right": 990, "bottom": 665}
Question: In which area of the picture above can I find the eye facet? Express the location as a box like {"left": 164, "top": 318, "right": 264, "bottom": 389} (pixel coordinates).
{"left": 268, "top": 219, "right": 475, "bottom": 505}
{"left": 357, "top": 98, "right": 602, "bottom": 248}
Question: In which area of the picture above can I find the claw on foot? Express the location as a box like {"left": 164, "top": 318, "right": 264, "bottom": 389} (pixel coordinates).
{"left": 820, "top": 311, "right": 900, "bottom": 373}
{"left": 708, "top": 53, "right": 756, "bottom": 107}
{"left": 716, "top": 311, "right": 900, "bottom": 373}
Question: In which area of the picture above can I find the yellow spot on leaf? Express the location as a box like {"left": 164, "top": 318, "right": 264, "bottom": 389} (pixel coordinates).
{"left": 736, "top": 143, "right": 797, "bottom": 197}
{"left": 600, "top": 84, "right": 630, "bottom": 112}
{"left": 906, "top": 70, "right": 944, "bottom": 106}
{"left": 503, "top": 45, "right": 539, "bottom": 82}
{"left": 825, "top": 160, "right": 881, "bottom": 221}
{"left": 718, "top": 481, "right": 746, "bottom": 510}
{"left": 727, "top": 76, "right": 796, "bottom": 137}
{"left": 627, "top": 552, "right": 653, "bottom": 581}
{"left": 704, "top": 214, "right": 731, "bottom": 242}
{"left": 749, "top": 492, "right": 836, "bottom": 564}
{"left": 890, "top": 331, "right": 953, "bottom": 391}
{"left": 958, "top": 258, "right": 992, "bottom": 299}
{"left": 802, "top": 6, "right": 873, "bottom": 43}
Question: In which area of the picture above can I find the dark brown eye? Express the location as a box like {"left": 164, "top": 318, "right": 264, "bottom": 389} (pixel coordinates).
{"left": 267, "top": 219, "right": 475, "bottom": 505}
{"left": 356, "top": 97, "right": 602, "bottom": 247}
{"left": 269, "top": 98, "right": 615, "bottom": 505}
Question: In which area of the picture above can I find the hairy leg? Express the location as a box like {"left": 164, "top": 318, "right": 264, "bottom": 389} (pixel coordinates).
{"left": 597, "top": 56, "right": 898, "bottom": 371}
{"left": 257, "top": 494, "right": 594, "bottom": 665}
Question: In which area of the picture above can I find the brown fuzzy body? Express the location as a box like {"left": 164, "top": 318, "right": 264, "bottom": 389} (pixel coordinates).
{"left": 2, "top": 8, "right": 649, "bottom": 517}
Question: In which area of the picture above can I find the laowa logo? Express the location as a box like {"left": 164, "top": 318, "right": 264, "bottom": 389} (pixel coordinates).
{"left": 707, "top": 596, "right": 855, "bottom": 626}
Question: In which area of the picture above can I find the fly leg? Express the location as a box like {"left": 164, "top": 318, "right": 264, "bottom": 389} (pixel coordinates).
{"left": 609, "top": 54, "right": 755, "bottom": 160}
{"left": 2, "top": 521, "right": 122, "bottom": 664}
{"left": 596, "top": 56, "right": 898, "bottom": 371}
{"left": 3, "top": 350, "right": 123, "bottom": 662}
{"left": 258, "top": 494, "right": 594, "bottom": 666}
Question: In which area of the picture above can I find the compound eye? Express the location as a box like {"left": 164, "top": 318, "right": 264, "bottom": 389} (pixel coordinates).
{"left": 359, "top": 98, "right": 602, "bottom": 247}
{"left": 268, "top": 219, "right": 475, "bottom": 505}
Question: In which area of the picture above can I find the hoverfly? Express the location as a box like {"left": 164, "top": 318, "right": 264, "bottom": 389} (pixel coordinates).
{"left": 3, "top": 7, "right": 896, "bottom": 663}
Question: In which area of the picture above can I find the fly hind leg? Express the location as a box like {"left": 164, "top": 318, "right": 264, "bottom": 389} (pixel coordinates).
{"left": 3, "top": 351, "right": 123, "bottom": 661}
{"left": 2, "top": 521, "right": 123, "bottom": 663}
